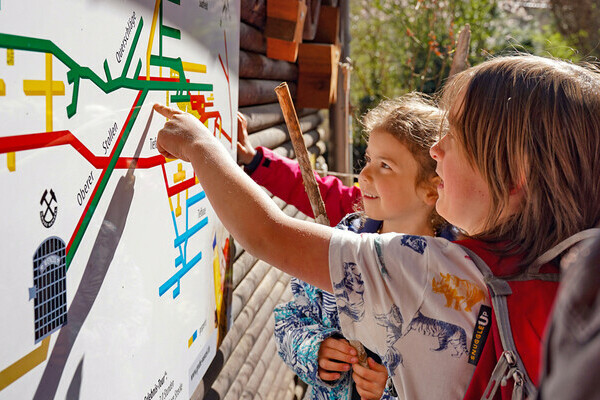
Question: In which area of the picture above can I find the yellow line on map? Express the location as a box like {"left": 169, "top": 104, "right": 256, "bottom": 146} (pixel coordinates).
{"left": 0, "top": 79, "right": 5, "bottom": 96}
{"left": 0, "top": 337, "right": 50, "bottom": 392}
{"left": 7, "top": 152, "right": 15, "bottom": 172}
{"left": 7, "top": 49, "right": 14, "bottom": 66}
{"left": 146, "top": 0, "right": 162, "bottom": 80}
{"left": 181, "top": 61, "right": 207, "bottom": 74}
{"left": 23, "top": 53, "right": 65, "bottom": 132}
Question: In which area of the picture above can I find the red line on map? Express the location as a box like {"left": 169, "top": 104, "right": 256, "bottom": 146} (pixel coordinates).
{"left": 66, "top": 90, "right": 144, "bottom": 252}
{"left": 0, "top": 131, "right": 166, "bottom": 169}
{"left": 219, "top": 30, "right": 234, "bottom": 147}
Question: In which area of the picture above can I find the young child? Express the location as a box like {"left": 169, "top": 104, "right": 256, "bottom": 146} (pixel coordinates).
{"left": 153, "top": 54, "right": 600, "bottom": 399}
{"left": 236, "top": 111, "right": 362, "bottom": 226}
{"left": 238, "top": 95, "right": 446, "bottom": 399}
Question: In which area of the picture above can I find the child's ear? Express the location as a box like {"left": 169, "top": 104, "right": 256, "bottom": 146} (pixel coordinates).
{"left": 421, "top": 176, "right": 440, "bottom": 206}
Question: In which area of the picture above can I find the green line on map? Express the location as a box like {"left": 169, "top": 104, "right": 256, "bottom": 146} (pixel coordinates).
{"left": 66, "top": 90, "right": 148, "bottom": 268}
{"left": 0, "top": 17, "right": 213, "bottom": 118}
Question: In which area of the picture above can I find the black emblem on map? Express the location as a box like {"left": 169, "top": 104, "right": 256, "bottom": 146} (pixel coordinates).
{"left": 40, "top": 189, "right": 58, "bottom": 228}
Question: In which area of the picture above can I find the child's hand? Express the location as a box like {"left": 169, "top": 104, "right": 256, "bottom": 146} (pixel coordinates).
{"left": 352, "top": 357, "right": 389, "bottom": 400}
{"left": 236, "top": 112, "right": 256, "bottom": 165}
{"left": 154, "top": 104, "right": 213, "bottom": 162}
{"left": 317, "top": 337, "right": 358, "bottom": 382}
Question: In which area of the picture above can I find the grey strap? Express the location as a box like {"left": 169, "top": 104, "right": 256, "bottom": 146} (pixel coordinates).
{"left": 461, "top": 246, "right": 537, "bottom": 399}
{"left": 460, "top": 230, "right": 600, "bottom": 399}
{"left": 527, "top": 228, "right": 600, "bottom": 275}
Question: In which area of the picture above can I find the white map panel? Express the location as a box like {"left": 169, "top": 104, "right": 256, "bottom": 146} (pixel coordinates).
{"left": 0, "top": 0, "right": 239, "bottom": 398}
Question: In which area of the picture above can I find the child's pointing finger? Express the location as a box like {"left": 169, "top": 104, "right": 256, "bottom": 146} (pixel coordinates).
{"left": 153, "top": 103, "right": 180, "bottom": 119}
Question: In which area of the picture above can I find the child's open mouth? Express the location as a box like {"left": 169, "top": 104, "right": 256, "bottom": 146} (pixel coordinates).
{"left": 363, "top": 193, "right": 379, "bottom": 200}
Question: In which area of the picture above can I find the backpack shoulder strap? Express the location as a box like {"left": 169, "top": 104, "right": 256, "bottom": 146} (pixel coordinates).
{"left": 459, "top": 229, "right": 600, "bottom": 400}
{"left": 525, "top": 228, "right": 600, "bottom": 278}
{"left": 460, "top": 246, "right": 535, "bottom": 400}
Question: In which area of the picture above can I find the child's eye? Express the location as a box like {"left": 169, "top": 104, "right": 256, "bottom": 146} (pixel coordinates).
{"left": 364, "top": 155, "right": 371, "bottom": 163}
{"left": 381, "top": 162, "right": 390, "bottom": 169}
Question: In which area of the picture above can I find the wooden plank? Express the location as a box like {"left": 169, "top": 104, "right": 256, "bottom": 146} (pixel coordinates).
{"left": 303, "top": 0, "right": 322, "bottom": 41}
{"left": 449, "top": 24, "right": 471, "bottom": 77}
{"left": 265, "top": 0, "right": 307, "bottom": 42}
{"left": 231, "top": 262, "right": 275, "bottom": 321}
{"left": 240, "top": 103, "right": 318, "bottom": 133}
{"left": 255, "top": 350, "right": 288, "bottom": 399}
{"left": 211, "top": 275, "right": 291, "bottom": 398}
{"left": 273, "top": 129, "right": 323, "bottom": 156}
{"left": 239, "top": 79, "right": 297, "bottom": 107}
{"left": 296, "top": 43, "right": 340, "bottom": 108}
{"left": 266, "top": 37, "right": 300, "bottom": 63}
{"left": 313, "top": 5, "right": 339, "bottom": 44}
{"left": 240, "top": 50, "right": 298, "bottom": 81}
{"left": 274, "top": 141, "right": 326, "bottom": 159}
{"left": 240, "top": 22, "right": 266, "bottom": 54}
{"left": 247, "top": 113, "right": 323, "bottom": 149}
{"left": 235, "top": 338, "right": 278, "bottom": 399}
{"left": 241, "top": 0, "right": 266, "bottom": 30}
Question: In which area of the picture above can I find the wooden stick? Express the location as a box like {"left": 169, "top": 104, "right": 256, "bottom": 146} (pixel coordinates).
{"left": 449, "top": 24, "right": 471, "bottom": 77}
{"left": 274, "top": 82, "right": 330, "bottom": 226}
{"left": 275, "top": 82, "right": 369, "bottom": 368}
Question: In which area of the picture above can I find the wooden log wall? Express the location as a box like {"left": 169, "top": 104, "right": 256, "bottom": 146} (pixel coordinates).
{"left": 191, "top": 1, "right": 343, "bottom": 398}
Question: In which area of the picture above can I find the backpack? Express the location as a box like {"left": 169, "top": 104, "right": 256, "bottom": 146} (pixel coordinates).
{"left": 458, "top": 229, "right": 600, "bottom": 400}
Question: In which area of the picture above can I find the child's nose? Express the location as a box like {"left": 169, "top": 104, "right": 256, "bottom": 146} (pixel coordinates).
{"left": 358, "top": 166, "right": 371, "bottom": 182}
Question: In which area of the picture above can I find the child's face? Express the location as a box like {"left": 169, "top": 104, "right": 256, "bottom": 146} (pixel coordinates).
{"left": 358, "top": 129, "right": 434, "bottom": 229}
{"left": 429, "top": 127, "right": 491, "bottom": 235}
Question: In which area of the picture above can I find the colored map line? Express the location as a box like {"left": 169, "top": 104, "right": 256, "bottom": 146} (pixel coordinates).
{"left": 0, "top": 338, "right": 49, "bottom": 392}
{"left": 188, "top": 330, "right": 198, "bottom": 348}
{"left": 160, "top": 162, "right": 197, "bottom": 198}
{"left": 146, "top": 0, "right": 161, "bottom": 80}
{"left": 218, "top": 30, "right": 234, "bottom": 144}
{"left": 66, "top": 90, "right": 147, "bottom": 267}
{"left": 23, "top": 53, "right": 65, "bottom": 132}
{"left": 160, "top": 215, "right": 207, "bottom": 298}
{"left": 0, "top": 130, "right": 165, "bottom": 169}
{"left": 0, "top": 25, "right": 212, "bottom": 118}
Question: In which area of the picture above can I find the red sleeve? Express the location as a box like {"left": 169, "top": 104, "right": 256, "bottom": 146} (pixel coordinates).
{"left": 249, "top": 147, "right": 362, "bottom": 226}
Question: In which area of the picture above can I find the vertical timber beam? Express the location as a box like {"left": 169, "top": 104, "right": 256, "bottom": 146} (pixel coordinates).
{"left": 328, "top": 0, "right": 351, "bottom": 185}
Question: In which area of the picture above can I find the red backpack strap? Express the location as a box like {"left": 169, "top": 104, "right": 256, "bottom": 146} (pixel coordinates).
{"left": 460, "top": 228, "right": 600, "bottom": 400}
{"left": 460, "top": 246, "right": 535, "bottom": 400}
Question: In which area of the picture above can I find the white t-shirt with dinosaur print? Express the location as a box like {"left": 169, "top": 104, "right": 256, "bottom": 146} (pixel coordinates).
{"left": 328, "top": 230, "right": 491, "bottom": 399}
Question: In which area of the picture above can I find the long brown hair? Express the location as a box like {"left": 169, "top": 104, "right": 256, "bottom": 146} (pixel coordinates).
{"left": 441, "top": 55, "right": 600, "bottom": 266}
{"left": 362, "top": 92, "right": 447, "bottom": 233}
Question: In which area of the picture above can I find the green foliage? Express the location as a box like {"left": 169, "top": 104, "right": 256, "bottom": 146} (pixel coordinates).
{"left": 349, "top": 0, "right": 579, "bottom": 150}
{"left": 350, "top": 0, "right": 505, "bottom": 145}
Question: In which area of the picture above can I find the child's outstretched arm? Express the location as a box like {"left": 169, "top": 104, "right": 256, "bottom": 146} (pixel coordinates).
{"left": 237, "top": 112, "right": 361, "bottom": 226}
{"left": 154, "top": 104, "right": 333, "bottom": 291}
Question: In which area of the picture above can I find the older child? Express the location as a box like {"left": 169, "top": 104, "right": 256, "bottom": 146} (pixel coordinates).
{"left": 153, "top": 55, "right": 600, "bottom": 399}
{"left": 239, "top": 95, "right": 446, "bottom": 400}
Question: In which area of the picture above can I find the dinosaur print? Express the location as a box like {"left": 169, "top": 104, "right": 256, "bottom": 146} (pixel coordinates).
{"left": 432, "top": 273, "right": 486, "bottom": 312}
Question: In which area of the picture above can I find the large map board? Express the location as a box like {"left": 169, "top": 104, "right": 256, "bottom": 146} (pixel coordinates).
{"left": 0, "top": 1, "right": 239, "bottom": 398}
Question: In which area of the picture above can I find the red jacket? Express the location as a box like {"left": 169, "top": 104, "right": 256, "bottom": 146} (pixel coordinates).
{"left": 249, "top": 147, "right": 362, "bottom": 227}
{"left": 458, "top": 239, "right": 559, "bottom": 400}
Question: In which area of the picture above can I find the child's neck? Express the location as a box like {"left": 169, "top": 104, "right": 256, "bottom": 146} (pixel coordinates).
{"left": 379, "top": 218, "right": 434, "bottom": 237}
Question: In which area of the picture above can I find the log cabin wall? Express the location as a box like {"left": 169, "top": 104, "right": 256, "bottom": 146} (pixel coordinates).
{"left": 193, "top": 1, "right": 343, "bottom": 399}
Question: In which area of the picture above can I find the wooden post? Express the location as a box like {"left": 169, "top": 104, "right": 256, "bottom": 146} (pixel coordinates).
{"left": 274, "top": 82, "right": 330, "bottom": 226}
{"left": 449, "top": 24, "right": 471, "bottom": 77}
{"left": 274, "top": 82, "right": 368, "bottom": 367}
